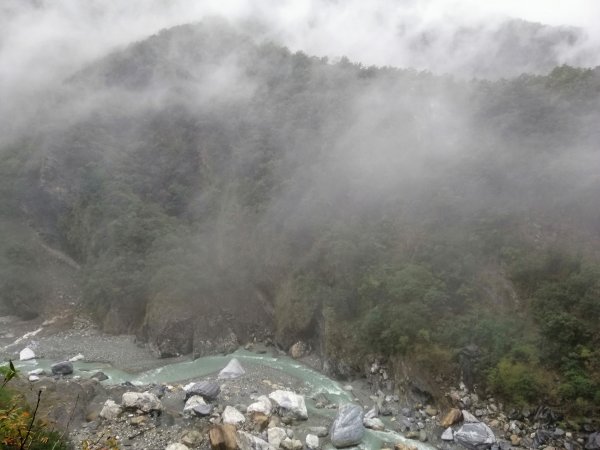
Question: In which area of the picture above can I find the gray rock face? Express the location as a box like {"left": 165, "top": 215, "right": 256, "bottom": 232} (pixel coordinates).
{"left": 99, "top": 399, "right": 122, "bottom": 421}
{"left": 330, "top": 403, "right": 365, "bottom": 448}
{"left": 51, "top": 361, "right": 73, "bottom": 375}
{"left": 268, "top": 390, "right": 308, "bottom": 420}
{"left": 455, "top": 422, "right": 496, "bottom": 450}
{"left": 122, "top": 392, "right": 163, "bottom": 413}
{"left": 184, "top": 380, "right": 220, "bottom": 401}
{"left": 219, "top": 358, "right": 246, "bottom": 379}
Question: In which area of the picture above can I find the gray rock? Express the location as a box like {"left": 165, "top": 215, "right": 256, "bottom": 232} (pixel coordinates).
{"left": 309, "top": 426, "right": 329, "bottom": 437}
{"left": 51, "top": 361, "right": 73, "bottom": 375}
{"left": 267, "top": 427, "right": 287, "bottom": 447}
{"left": 364, "top": 417, "right": 385, "bottom": 430}
{"left": 91, "top": 371, "right": 109, "bottom": 381}
{"left": 268, "top": 390, "right": 308, "bottom": 420}
{"left": 100, "top": 399, "right": 122, "bottom": 420}
{"left": 442, "top": 427, "right": 454, "bottom": 441}
{"left": 184, "top": 395, "right": 213, "bottom": 416}
{"left": 281, "top": 438, "right": 303, "bottom": 450}
{"left": 222, "top": 405, "right": 246, "bottom": 425}
{"left": 455, "top": 422, "right": 496, "bottom": 450}
{"left": 306, "top": 434, "right": 320, "bottom": 449}
{"left": 462, "top": 410, "right": 480, "bottom": 423}
{"left": 218, "top": 358, "right": 246, "bottom": 379}
{"left": 184, "top": 380, "right": 220, "bottom": 401}
{"left": 330, "top": 403, "right": 365, "bottom": 448}
{"left": 122, "top": 392, "right": 163, "bottom": 413}
{"left": 586, "top": 432, "right": 600, "bottom": 450}
{"left": 238, "top": 430, "right": 276, "bottom": 450}
{"left": 364, "top": 407, "right": 377, "bottom": 419}
{"left": 19, "top": 347, "right": 35, "bottom": 361}
{"left": 165, "top": 445, "right": 188, "bottom": 450}
{"left": 247, "top": 395, "right": 272, "bottom": 415}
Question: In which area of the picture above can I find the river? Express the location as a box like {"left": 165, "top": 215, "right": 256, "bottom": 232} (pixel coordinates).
{"left": 9, "top": 348, "right": 437, "bottom": 450}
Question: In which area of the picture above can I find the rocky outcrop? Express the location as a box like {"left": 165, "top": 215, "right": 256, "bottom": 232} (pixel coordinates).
{"left": 330, "top": 403, "right": 365, "bottom": 448}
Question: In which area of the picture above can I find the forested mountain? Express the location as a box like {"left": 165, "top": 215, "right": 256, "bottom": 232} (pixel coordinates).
{"left": 1, "top": 20, "right": 599, "bottom": 413}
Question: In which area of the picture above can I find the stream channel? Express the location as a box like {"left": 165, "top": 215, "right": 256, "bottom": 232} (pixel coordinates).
{"left": 9, "top": 349, "right": 436, "bottom": 450}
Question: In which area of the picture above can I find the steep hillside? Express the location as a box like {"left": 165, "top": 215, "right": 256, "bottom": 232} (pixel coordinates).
{"left": 1, "top": 20, "right": 599, "bottom": 412}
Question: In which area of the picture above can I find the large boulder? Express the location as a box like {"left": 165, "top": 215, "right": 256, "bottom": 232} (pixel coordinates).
{"left": 247, "top": 395, "right": 272, "bottom": 415}
{"left": 237, "top": 430, "right": 276, "bottom": 450}
{"left": 51, "top": 361, "right": 73, "bottom": 375}
{"left": 219, "top": 358, "right": 246, "bottom": 379}
{"left": 122, "top": 392, "right": 163, "bottom": 413}
{"left": 99, "top": 399, "right": 122, "bottom": 421}
{"left": 19, "top": 347, "right": 35, "bottom": 361}
{"left": 209, "top": 424, "right": 238, "bottom": 450}
{"left": 330, "top": 403, "right": 365, "bottom": 448}
{"left": 222, "top": 406, "right": 246, "bottom": 426}
{"left": 454, "top": 422, "right": 496, "bottom": 450}
{"left": 268, "top": 390, "right": 308, "bottom": 420}
{"left": 184, "top": 380, "right": 220, "bottom": 401}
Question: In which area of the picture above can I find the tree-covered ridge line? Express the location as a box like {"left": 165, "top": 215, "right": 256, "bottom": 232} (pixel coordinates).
{"left": 0, "top": 21, "right": 599, "bottom": 413}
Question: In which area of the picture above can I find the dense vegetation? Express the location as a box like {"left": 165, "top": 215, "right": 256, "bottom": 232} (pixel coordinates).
{"left": 0, "top": 21, "right": 599, "bottom": 413}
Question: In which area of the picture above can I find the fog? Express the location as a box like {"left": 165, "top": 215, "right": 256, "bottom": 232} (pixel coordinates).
{"left": 1, "top": 0, "right": 599, "bottom": 349}
{"left": 2, "top": 0, "right": 600, "bottom": 140}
